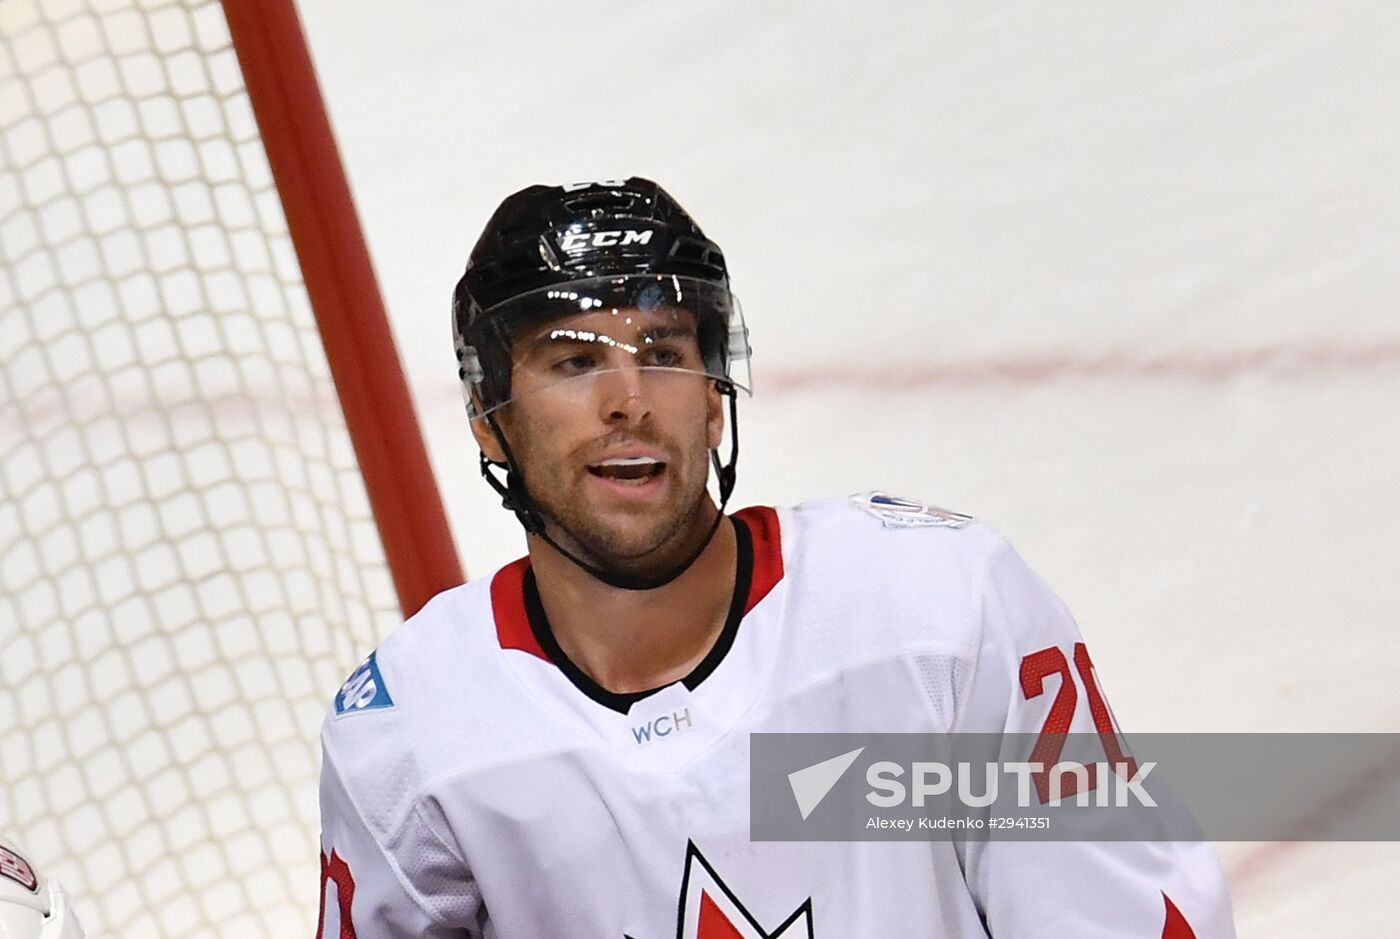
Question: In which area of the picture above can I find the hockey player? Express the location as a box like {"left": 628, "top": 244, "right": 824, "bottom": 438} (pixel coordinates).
{"left": 317, "top": 178, "right": 1235, "bottom": 937}
{"left": 0, "top": 836, "right": 84, "bottom": 939}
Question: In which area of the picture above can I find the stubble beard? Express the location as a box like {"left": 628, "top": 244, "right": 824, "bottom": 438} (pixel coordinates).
{"left": 516, "top": 431, "right": 716, "bottom": 579}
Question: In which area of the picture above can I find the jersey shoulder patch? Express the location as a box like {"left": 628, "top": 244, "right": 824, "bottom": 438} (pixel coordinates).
{"left": 849, "top": 490, "right": 973, "bottom": 530}
{"left": 334, "top": 650, "right": 395, "bottom": 716}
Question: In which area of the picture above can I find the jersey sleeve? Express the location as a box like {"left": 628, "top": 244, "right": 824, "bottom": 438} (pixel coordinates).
{"left": 318, "top": 746, "right": 487, "bottom": 938}
{"left": 955, "top": 535, "right": 1237, "bottom": 938}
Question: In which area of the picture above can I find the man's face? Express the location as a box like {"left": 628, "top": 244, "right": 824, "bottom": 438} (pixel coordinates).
{"left": 472, "top": 306, "right": 725, "bottom": 575}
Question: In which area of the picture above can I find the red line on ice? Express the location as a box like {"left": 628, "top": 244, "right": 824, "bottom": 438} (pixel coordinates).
{"left": 1225, "top": 743, "right": 1400, "bottom": 894}
{"left": 759, "top": 339, "right": 1400, "bottom": 393}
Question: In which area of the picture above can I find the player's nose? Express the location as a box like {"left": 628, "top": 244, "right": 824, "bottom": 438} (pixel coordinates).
{"left": 596, "top": 357, "right": 651, "bottom": 425}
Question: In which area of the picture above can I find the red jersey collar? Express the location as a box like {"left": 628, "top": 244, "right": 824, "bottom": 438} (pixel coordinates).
{"left": 492, "top": 506, "right": 783, "bottom": 662}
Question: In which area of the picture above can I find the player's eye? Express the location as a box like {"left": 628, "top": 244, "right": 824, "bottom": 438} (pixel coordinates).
{"left": 552, "top": 352, "right": 598, "bottom": 375}
{"left": 643, "top": 346, "right": 685, "bottom": 368}
{"left": 640, "top": 338, "right": 697, "bottom": 369}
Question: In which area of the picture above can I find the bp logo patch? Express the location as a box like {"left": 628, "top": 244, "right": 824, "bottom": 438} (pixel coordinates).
{"left": 851, "top": 491, "right": 973, "bottom": 530}
{"left": 335, "top": 651, "right": 394, "bottom": 716}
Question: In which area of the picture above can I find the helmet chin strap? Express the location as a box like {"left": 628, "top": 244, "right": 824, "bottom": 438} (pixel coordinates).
{"left": 480, "top": 385, "right": 741, "bottom": 592}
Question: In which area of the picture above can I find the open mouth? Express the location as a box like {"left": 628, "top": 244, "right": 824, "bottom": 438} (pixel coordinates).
{"left": 588, "top": 456, "right": 667, "bottom": 483}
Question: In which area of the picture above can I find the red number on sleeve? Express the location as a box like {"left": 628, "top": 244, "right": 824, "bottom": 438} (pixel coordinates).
{"left": 316, "top": 850, "right": 357, "bottom": 939}
{"left": 1019, "top": 645, "right": 1095, "bottom": 802}
{"left": 1073, "top": 643, "right": 1138, "bottom": 781}
{"left": 1020, "top": 642, "right": 1140, "bottom": 803}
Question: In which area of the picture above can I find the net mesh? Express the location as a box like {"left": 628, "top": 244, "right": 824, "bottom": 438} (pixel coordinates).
{"left": 0, "top": 1, "right": 401, "bottom": 935}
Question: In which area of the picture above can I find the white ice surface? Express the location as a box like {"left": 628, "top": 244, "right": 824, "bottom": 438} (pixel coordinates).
{"left": 294, "top": 2, "right": 1400, "bottom": 934}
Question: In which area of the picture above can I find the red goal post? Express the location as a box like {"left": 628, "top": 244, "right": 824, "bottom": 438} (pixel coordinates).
{"left": 223, "top": 0, "right": 461, "bottom": 617}
{"left": 0, "top": 1, "right": 461, "bottom": 936}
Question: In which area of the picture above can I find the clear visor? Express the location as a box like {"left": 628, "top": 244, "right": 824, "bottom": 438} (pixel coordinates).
{"left": 459, "top": 275, "right": 752, "bottom": 419}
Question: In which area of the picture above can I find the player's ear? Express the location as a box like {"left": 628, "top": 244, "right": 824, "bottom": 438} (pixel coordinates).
{"left": 706, "top": 379, "right": 724, "bottom": 451}
{"left": 470, "top": 415, "right": 508, "bottom": 464}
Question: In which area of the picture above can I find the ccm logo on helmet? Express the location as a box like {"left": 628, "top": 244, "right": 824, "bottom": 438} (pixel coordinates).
{"left": 557, "top": 229, "right": 654, "bottom": 252}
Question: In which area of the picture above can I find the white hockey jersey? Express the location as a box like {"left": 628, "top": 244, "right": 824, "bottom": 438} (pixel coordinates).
{"left": 318, "top": 495, "right": 1234, "bottom": 938}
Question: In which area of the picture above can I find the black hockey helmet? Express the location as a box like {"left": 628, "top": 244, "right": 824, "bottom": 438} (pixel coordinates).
{"left": 452, "top": 177, "right": 750, "bottom": 417}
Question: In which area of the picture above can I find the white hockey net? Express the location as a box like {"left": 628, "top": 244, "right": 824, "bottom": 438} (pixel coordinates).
{"left": 0, "top": 1, "right": 403, "bottom": 936}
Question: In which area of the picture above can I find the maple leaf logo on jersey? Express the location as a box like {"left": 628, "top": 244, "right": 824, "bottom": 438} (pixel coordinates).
{"left": 626, "top": 842, "right": 815, "bottom": 939}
